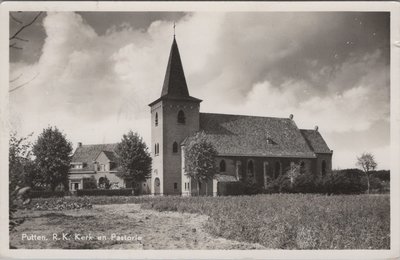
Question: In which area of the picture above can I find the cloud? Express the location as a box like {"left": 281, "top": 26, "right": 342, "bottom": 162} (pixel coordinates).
{"left": 9, "top": 12, "right": 390, "bottom": 169}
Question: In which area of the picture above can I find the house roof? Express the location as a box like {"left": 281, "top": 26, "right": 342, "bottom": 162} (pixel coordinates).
{"left": 102, "top": 150, "right": 118, "bottom": 162}
{"left": 149, "top": 37, "right": 201, "bottom": 107}
{"left": 70, "top": 143, "right": 118, "bottom": 171}
{"left": 300, "top": 129, "right": 332, "bottom": 154}
{"left": 184, "top": 113, "right": 317, "bottom": 158}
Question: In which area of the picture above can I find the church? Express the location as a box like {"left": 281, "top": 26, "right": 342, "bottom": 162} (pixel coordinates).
{"left": 149, "top": 37, "right": 333, "bottom": 196}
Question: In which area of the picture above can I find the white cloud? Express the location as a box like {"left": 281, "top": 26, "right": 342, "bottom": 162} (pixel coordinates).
{"left": 9, "top": 12, "right": 390, "bottom": 169}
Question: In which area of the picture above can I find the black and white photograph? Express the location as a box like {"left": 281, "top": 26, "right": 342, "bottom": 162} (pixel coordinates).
{"left": 1, "top": 1, "right": 399, "bottom": 259}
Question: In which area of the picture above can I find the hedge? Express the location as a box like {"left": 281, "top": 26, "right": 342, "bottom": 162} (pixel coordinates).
{"left": 76, "top": 189, "right": 134, "bottom": 196}
{"left": 30, "top": 190, "right": 66, "bottom": 198}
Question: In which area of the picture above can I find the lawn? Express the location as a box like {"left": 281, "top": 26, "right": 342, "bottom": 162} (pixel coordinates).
{"left": 11, "top": 194, "right": 390, "bottom": 249}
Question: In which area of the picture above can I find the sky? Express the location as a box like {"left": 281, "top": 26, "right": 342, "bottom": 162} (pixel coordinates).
{"left": 9, "top": 11, "right": 390, "bottom": 170}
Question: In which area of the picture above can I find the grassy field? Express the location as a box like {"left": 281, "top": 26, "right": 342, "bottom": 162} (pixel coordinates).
{"left": 15, "top": 194, "right": 390, "bottom": 249}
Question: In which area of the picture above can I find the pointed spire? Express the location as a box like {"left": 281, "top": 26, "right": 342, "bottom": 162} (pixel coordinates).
{"left": 160, "top": 37, "right": 190, "bottom": 98}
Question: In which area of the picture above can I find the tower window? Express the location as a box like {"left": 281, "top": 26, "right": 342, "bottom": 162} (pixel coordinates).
{"left": 174, "top": 182, "right": 178, "bottom": 190}
{"left": 155, "top": 143, "right": 160, "bottom": 156}
{"left": 155, "top": 112, "right": 158, "bottom": 126}
{"left": 219, "top": 160, "right": 226, "bottom": 172}
{"left": 177, "top": 110, "right": 186, "bottom": 124}
{"left": 173, "top": 142, "right": 178, "bottom": 153}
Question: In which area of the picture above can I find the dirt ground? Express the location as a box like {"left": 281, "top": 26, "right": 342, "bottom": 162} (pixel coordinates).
{"left": 10, "top": 203, "right": 265, "bottom": 249}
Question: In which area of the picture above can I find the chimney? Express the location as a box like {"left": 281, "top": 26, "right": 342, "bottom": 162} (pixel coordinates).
{"left": 314, "top": 126, "right": 319, "bottom": 131}
{"left": 77, "top": 142, "right": 82, "bottom": 148}
{"left": 289, "top": 114, "right": 294, "bottom": 120}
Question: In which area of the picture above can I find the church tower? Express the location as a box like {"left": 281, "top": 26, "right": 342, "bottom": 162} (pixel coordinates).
{"left": 149, "top": 37, "right": 202, "bottom": 195}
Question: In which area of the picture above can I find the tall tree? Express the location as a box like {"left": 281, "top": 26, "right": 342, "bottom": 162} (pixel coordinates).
{"left": 356, "top": 153, "right": 377, "bottom": 194}
{"left": 115, "top": 131, "right": 152, "bottom": 187}
{"left": 32, "top": 127, "right": 72, "bottom": 191}
{"left": 9, "top": 132, "right": 34, "bottom": 191}
{"left": 184, "top": 132, "right": 218, "bottom": 196}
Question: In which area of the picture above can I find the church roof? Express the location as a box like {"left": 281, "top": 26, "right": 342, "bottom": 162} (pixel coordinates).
{"left": 300, "top": 129, "right": 332, "bottom": 154}
{"left": 184, "top": 113, "right": 317, "bottom": 158}
{"left": 149, "top": 38, "right": 201, "bottom": 106}
{"left": 70, "top": 143, "right": 118, "bottom": 171}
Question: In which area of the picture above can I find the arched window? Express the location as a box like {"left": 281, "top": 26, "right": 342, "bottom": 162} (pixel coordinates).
{"left": 177, "top": 110, "right": 186, "bottom": 124}
{"left": 172, "top": 142, "right": 178, "bottom": 153}
{"left": 321, "top": 160, "right": 327, "bottom": 176}
{"left": 154, "top": 144, "right": 157, "bottom": 155}
{"left": 155, "top": 112, "right": 158, "bottom": 126}
{"left": 157, "top": 143, "right": 159, "bottom": 155}
{"left": 247, "top": 160, "right": 254, "bottom": 177}
{"left": 300, "top": 161, "right": 305, "bottom": 173}
{"left": 220, "top": 160, "right": 226, "bottom": 172}
{"left": 274, "top": 161, "right": 281, "bottom": 179}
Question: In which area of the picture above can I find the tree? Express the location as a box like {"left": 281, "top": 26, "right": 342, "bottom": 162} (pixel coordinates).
{"left": 184, "top": 132, "right": 218, "bottom": 196}
{"left": 356, "top": 153, "right": 377, "bottom": 194}
{"left": 32, "top": 127, "right": 73, "bottom": 191}
{"left": 115, "top": 131, "right": 152, "bottom": 187}
{"left": 9, "top": 132, "right": 34, "bottom": 191}
{"left": 9, "top": 132, "right": 34, "bottom": 236}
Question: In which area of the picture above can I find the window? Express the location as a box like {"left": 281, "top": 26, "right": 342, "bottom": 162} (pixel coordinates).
{"left": 157, "top": 143, "right": 159, "bottom": 155}
{"left": 236, "top": 161, "right": 242, "bottom": 180}
{"left": 300, "top": 161, "right": 305, "bottom": 173}
{"left": 322, "top": 160, "right": 327, "bottom": 176}
{"left": 247, "top": 160, "right": 254, "bottom": 177}
{"left": 177, "top": 110, "right": 186, "bottom": 124}
{"left": 173, "top": 142, "right": 178, "bottom": 153}
{"left": 219, "top": 160, "right": 226, "bottom": 172}
{"left": 100, "top": 164, "right": 105, "bottom": 171}
{"left": 174, "top": 182, "right": 178, "bottom": 190}
{"left": 184, "top": 182, "right": 187, "bottom": 190}
{"left": 274, "top": 162, "right": 281, "bottom": 179}
{"left": 155, "top": 143, "right": 160, "bottom": 156}
{"left": 155, "top": 112, "right": 158, "bottom": 126}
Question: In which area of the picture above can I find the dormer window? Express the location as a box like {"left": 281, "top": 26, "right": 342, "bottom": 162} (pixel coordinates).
{"left": 266, "top": 137, "right": 276, "bottom": 145}
{"left": 177, "top": 110, "right": 185, "bottom": 124}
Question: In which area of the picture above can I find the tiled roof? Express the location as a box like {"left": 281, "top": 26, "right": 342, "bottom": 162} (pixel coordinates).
{"left": 70, "top": 143, "right": 118, "bottom": 171}
{"left": 102, "top": 150, "right": 118, "bottom": 162}
{"left": 185, "top": 113, "right": 317, "bottom": 158}
{"left": 149, "top": 38, "right": 201, "bottom": 106}
{"left": 300, "top": 129, "right": 332, "bottom": 154}
{"left": 161, "top": 38, "right": 189, "bottom": 98}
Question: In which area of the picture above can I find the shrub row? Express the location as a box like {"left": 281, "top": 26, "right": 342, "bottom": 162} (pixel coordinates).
{"left": 76, "top": 188, "right": 134, "bottom": 196}
{"left": 265, "top": 168, "right": 388, "bottom": 195}
{"left": 29, "top": 190, "right": 66, "bottom": 198}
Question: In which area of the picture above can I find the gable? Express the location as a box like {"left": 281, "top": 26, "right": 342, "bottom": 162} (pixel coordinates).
{"left": 300, "top": 129, "right": 332, "bottom": 154}
{"left": 71, "top": 143, "right": 118, "bottom": 171}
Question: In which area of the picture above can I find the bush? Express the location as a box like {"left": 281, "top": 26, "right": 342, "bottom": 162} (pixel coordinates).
{"left": 76, "top": 189, "right": 133, "bottom": 196}
{"left": 83, "top": 176, "right": 97, "bottom": 189}
{"left": 321, "top": 169, "right": 366, "bottom": 194}
{"left": 370, "top": 170, "right": 390, "bottom": 182}
{"left": 30, "top": 190, "right": 66, "bottom": 198}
